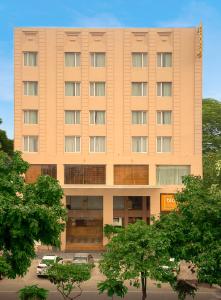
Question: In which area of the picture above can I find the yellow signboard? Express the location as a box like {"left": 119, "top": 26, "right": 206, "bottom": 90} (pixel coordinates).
{"left": 160, "top": 194, "right": 177, "bottom": 212}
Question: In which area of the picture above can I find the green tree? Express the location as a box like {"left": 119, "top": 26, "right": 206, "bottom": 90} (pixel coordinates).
{"left": 203, "top": 152, "right": 221, "bottom": 188}
{"left": 19, "top": 285, "right": 48, "bottom": 300}
{"left": 98, "top": 221, "right": 176, "bottom": 300}
{"left": 155, "top": 176, "right": 221, "bottom": 286}
{"left": 202, "top": 98, "right": 221, "bottom": 153}
{"left": 48, "top": 263, "right": 93, "bottom": 300}
{"left": 0, "top": 151, "right": 67, "bottom": 278}
{"left": 0, "top": 118, "right": 13, "bottom": 156}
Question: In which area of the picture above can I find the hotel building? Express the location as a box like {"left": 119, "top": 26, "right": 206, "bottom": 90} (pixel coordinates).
{"left": 14, "top": 27, "right": 202, "bottom": 251}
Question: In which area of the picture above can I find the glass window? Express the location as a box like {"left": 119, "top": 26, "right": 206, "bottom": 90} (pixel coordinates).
{"left": 23, "top": 136, "right": 38, "bottom": 152}
{"left": 132, "top": 82, "right": 147, "bottom": 96}
{"left": 65, "top": 52, "right": 80, "bottom": 67}
{"left": 24, "top": 110, "right": 38, "bottom": 124}
{"left": 24, "top": 52, "right": 37, "bottom": 66}
{"left": 156, "top": 165, "right": 190, "bottom": 185}
{"left": 24, "top": 81, "right": 38, "bottom": 96}
{"left": 132, "top": 137, "right": 147, "bottom": 153}
{"left": 65, "top": 111, "right": 80, "bottom": 124}
{"left": 127, "top": 196, "right": 143, "bottom": 210}
{"left": 132, "top": 53, "right": 147, "bottom": 67}
{"left": 157, "top": 111, "right": 172, "bottom": 124}
{"left": 113, "top": 196, "right": 125, "bottom": 210}
{"left": 65, "top": 82, "right": 80, "bottom": 96}
{"left": 132, "top": 111, "right": 147, "bottom": 124}
{"left": 90, "top": 53, "right": 105, "bottom": 67}
{"left": 157, "top": 52, "right": 172, "bottom": 67}
{"left": 90, "top": 136, "right": 106, "bottom": 152}
{"left": 90, "top": 82, "right": 105, "bottom": 96}
{"left": 64, "top": 165, "right": 106, "bottom": 184}
{"left": 90, "top": 111, "right": 105, "bottom": 124}
{"left": 157, "top": 137, "right": 172, "bottom": 153}
{"left": 65, "top": 136, "right": 81, "bottom": 152}
{"left": 66, "top": 196, "right": 103, "bottom": 210}
{"left": 157, "top": 82, "right": 172, "bottom": 97}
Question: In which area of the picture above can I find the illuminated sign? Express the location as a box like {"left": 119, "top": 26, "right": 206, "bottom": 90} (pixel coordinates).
{"left": 160, "top": 193, "right": 177, "bottom": 212}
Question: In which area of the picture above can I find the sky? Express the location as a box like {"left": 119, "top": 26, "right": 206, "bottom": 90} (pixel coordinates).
{"left": 0, "top": 0, "right": 221, "bottom": 139}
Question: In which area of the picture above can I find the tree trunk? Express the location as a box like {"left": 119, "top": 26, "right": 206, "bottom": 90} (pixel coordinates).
{"left": 141, "top": 273, "right": 147, "bottom": 300}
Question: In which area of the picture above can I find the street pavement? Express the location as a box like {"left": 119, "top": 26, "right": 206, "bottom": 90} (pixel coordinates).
{"left": 0, "top": 259, "right": 220, "bottom": 300}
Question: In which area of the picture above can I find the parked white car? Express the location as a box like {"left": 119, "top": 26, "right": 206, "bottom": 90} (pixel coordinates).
{"left": 36, "top": 255, "right": 63, "bottom": 277}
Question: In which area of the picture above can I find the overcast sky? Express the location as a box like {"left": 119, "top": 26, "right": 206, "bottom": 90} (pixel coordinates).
{"left": 1, "top": 0, "right": 221, "bottom": 138}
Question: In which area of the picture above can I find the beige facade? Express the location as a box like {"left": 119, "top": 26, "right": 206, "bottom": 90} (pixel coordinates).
{"left": 14, "top": 27, "right": 202, "bottom": 251}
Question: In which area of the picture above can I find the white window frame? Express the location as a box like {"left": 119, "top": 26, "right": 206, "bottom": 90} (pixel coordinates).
{"left": 132, "top": 136, "right": 148, "bottom": 153}
{"left": 156, "top": 136, "right": 172, "bottom": 153}
{"left": 65, "top": 82, "right": 81, "bottom": 96}
{"left": 90, "top": 52, "right": 106, "bottom": 67}
{"left": 24, "top": 81, "right": 38, "bottom": 96}
{"left": 132, "top": 82, "right": 147, "bottom": 96}
{"left": 89, "top": 82, "right": 106, "bottom": 96}
{"left": 90, "top": 111, "right": 106, "bottom": 125}
{"left": 23, "top": 136, "right": 38, "bottom": 153}
{"left": 64, "top": 110, "right": 80, "bottom": 124}
{"left": 157, "top": 52, "right": 172, "bottom": 67}
{"left": 131, "top": 111, "right": 147, "bottom": 124}
{"left": 157, "top": 82, "right": 172, "bottom": 97}
{"left": 89, "top": 136, "right": 106, "bottom": 153}
{"left": 156, "top": 111, "right": 172, "bottom": 125}
{"left": 64, "top": 52, "right": 80, "bottom": 67}
{"left": 64, "top": 136, "right": 81, "bottom": 153}
{"left": 132, "top": 52, "right": 148, "bottom": 67}
{"left": 23, "top": 52, "right": 38, "bottom": 66}
{"left": 23, "top": 110, "right": 38, "bottom": 124}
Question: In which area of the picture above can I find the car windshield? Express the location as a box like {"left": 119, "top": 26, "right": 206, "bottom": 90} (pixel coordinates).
{"left": 41, "top": 259, "right": 54, "bottom": 265}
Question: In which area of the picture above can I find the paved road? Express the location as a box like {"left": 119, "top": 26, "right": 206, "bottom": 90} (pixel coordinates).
{"left": 0, "top": 260, "right": 220, "bottom": 300}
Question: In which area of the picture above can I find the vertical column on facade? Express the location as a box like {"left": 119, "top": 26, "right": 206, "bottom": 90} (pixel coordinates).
{"left": 103, "top": 192, "right": 113, "bottom": 245}
{"left": 194, "top": 28, "right": 202, "bottom": 163}
{"left": 123, "top": 30, "right": 132, "bottom": 155}
{"left": 14, "top": 29, "right": 23, "bottom": 150}
{"left": 60, "top": 194, "right": 66, "bottom": 251}
{"left": 38, "top": 30, "right": 47, "bottom": 154}
{"left": 56, "top": 30, "right": 65, "bottom": 173}
{"left": 81, "top": 31, "right": 89, "bottom": 157}
{"left": 148, "top": 30, "right": 157, "bottom": 185}
{"left": 173, "top": 30, "right": 181, "bottom": 154}
{"left": 106, "top": 30, "right": 114, "bottom": 185}
{"left": 150, "top": 189, "right": 161, "bottom": 219}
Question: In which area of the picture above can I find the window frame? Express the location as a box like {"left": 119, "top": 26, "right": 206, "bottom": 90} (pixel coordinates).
{"left": 89, "top": 82, "right": 106, "bottom": 97}
{"left": 89, "top": 111, "right": 106, "bottom": 125}
{"left": 65, "top": 81, "right": 81, "bottom": 96}
{"left": 64, "top": 110, "right": 81, "bottom": 124}
{"left": 90, "top": 52, "right": 106, "bottom": 68}
{"left": 132, "top": 52, "right": 148, "bottom": 68}
{"left": 157, "top": 82, "right": 172, "bottom": 97}
{"left": 157, "top": 52, "right": 172, "bottom": 67}
{"left": 156, "top": 111, "right": 172, "bottom": 125}
{"left": 23, "top": 136, "right": 38, "bottom": 153}
{"left": 131, "top": 82, "right": 147, "bottom": 96}
{"left": 156, "top": 136, "right": 172, "bottom": 153}
{"left": 131, "top": 111, "right": 147, "bottom": 125}
{"left": 64, "top": 52, "right": 81, "bottom": 67}
{"left": 23, "top": 81, "right": 38, "bottom": 96}
{"left": 23, "top": 51, "right": 38, "bottom": 67}
{"left": 89, "top": 136, "right": 106, "bottom": 153}
{"left": 64, "top": 136, "right": 81, "bottom": 153}
{"left": 23, "top": 110, "right": 38, "bottom": 124}
{"left": 132, "top": 136, "right": 148, "bottom": 153}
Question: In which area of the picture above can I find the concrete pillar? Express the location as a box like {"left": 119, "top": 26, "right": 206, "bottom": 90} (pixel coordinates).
{"left": 103, "top": 192, "right": 113, "bottom": 245}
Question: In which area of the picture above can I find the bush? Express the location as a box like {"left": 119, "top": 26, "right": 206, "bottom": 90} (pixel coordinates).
{"left": 19, "top": 285, "right": 48, "bottom": 300}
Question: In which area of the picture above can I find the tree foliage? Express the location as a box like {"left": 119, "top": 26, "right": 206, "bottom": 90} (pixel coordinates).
{"left": 0, "top": 118, "right": 13, "bottom": 156}
{"left": 202, "top": 98, "right": 221, "bottom": 154}
{"left": 48, "top": 263, "right": 93, "bottom": 300}
{"left": 98, "top": 221, "right": 177, "bottom": 300}
{"left": 203, "top": 152, "right": 221, "bottom": 188}
{"left": 0, "top": 151, "right": 67, "bottom": 278}
{"left": 155, "top": 176, "right": 221, "bottom": 286}
{"left": 19, "top": 285, "right": 48, "bottom": 300}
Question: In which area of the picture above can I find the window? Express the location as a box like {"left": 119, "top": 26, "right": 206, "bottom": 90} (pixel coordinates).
{"left": 24, "top": 52, "right": 37, "bottom": 66}
{"left": 25, "top": 164, "right": 57, "bottom": 183}
{"left": 157, "top": 137, "right": 172, "bottom": 153}
{"left": 66, "top": 196, "right": 103, "bottom": 210}
{"left": 65, "top": 82, "right": 80, "bottom": 96}
{"left": 90, "top": 136, "right": 106, "bottom": 152}
{"left": 157, "top": 52, "right": 172, "bottom": 67}
{"left": 23, "top": 136, "right": 38, "bottom": 152}
{"left": 157, "top": 111, "right": 172, "bottom": 124}
{"left": 157, "top": 82, "right": 172, "bottom": 96}
{"left": 90, "top": 111, "right": 105, "bottom": 124}
{"left": 132, "top": 137, "right": 147, "bottom": 153}
{"left": 64, "top": 165, "right": 106, "bottom": 184}
{"left": 132, "top": 111, "right": 147, "bottom": 124}
{"left": 24, "top": 81, "right": 38, "bottom": 96}
{"left": 65, "top": 52, "right": 80, "bottom": 67}
{"left": 114, "top": 165, "right": 149, "bottom": 185}
{"left": 90, "top": 82, "right": 105, "bottom": 96}
{"left": 132, "top": 53, "right": 147, "bottom": 67}
{"left": 24, "top": 110, "right": 38, "bottom": 124}
{"left": 132, "top": 82, "right": 147, "bottom": 96}
{"left": 65, "top": 136, "right": 80, "bottom": 152}
{"left": 156, "top": 165, "right": 190, "bottom": 185}
{"left": 90, "top": 53, "right": 105, "bottom": 67}
{"left": 65, "top": 111, "right": 80, "bottom": 124}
